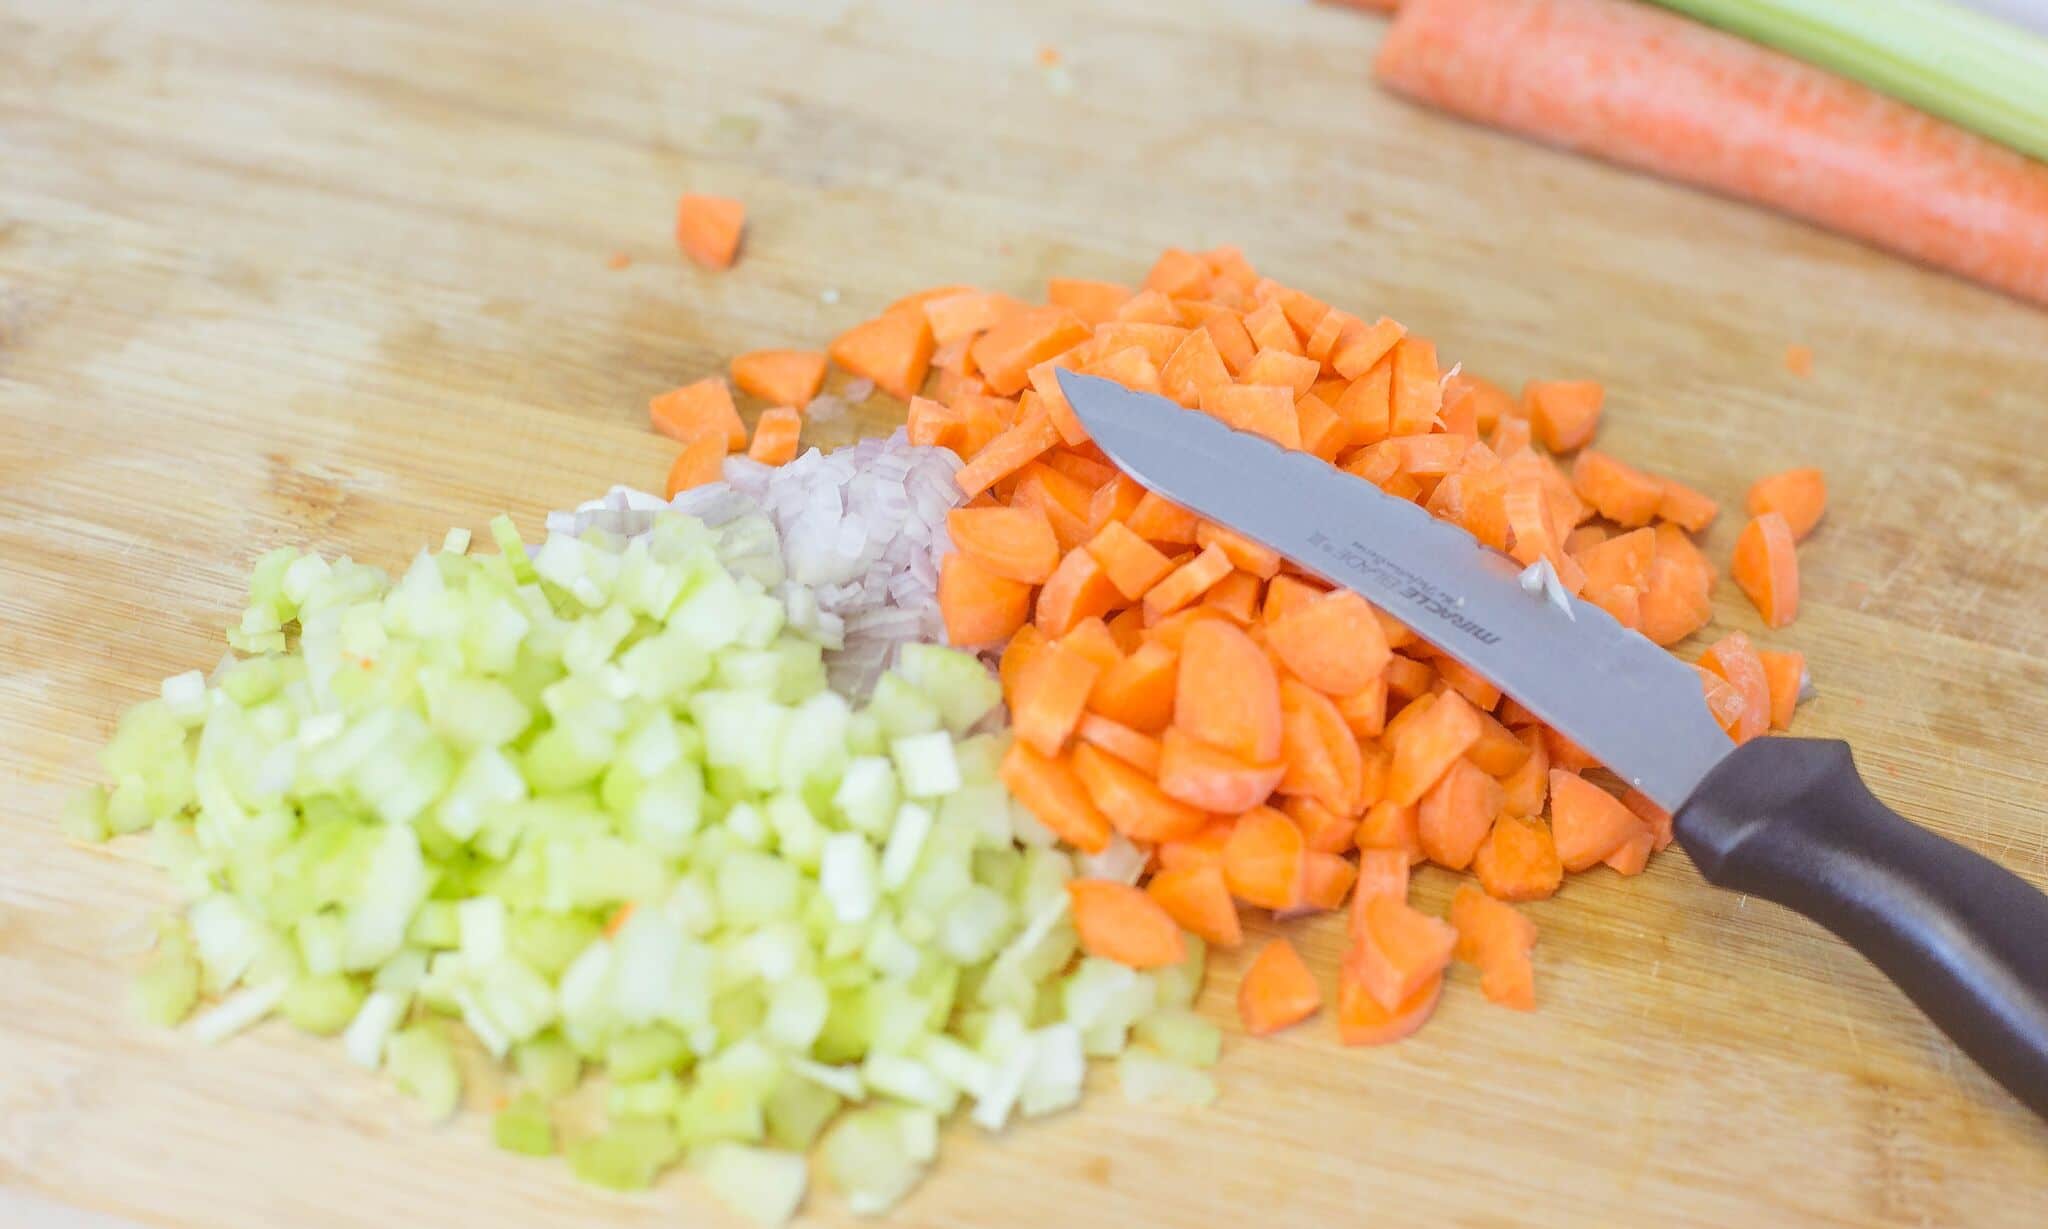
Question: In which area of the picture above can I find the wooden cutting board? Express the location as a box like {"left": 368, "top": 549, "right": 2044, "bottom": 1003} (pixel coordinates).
{"left": 4, "top": 1, "right": 2045, "bottom": 1225}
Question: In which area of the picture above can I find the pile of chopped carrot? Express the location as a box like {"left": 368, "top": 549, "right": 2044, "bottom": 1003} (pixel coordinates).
{"left": 641, "top": 243, "right": 1827, "bottom": 1044}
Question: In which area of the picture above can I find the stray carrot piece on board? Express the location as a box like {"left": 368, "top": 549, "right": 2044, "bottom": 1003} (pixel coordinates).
{"left": 1746, "top": 467, "right": 1828, "bottom": 539}
{"left": 1068, "top": 879, "right": 1187, "bottom": 970}
{"left": 1732, "top": 511, "right": 1801, "bottom": 628}
{"left": 1449, "top": 885, "right": 1538, "bottom": 1010}
{"left": 1657, "top": 477, "right": 1720, "bottom": 532}
{"left": 1351, "top": 894, "right": 1458, "bottom": 1012}
{"left": 730, "top": 349, "right": 828, "bottom": 408}
{"left": 746, "top": 407, "right": 802, "bottom": 465}
{"left": 1238, "top": 938, "right": 1323, "bottom": 1035}
{"left": 1471, "top": 812, "right": 1564, "bottom": 902}
{"left": 651, "top": 378, "right": 748, "bottom": 450}
{"left": 1523, "top": 380, "right": 1603, "bottom": 452}
{"left": 665, "top": 433, "right": 726, "bottom": 498}
{"left": 675, "top": 193, "right": 745, "bottom": 269}
{"left": 1698, "top": 631, "right": 1772, "bottom": 744}
{"left": 1338, "top": 965, "right": 1442, "bottom": 1046}
{"left": 1759, "top": 648, "right": 1807, "bottom": 730}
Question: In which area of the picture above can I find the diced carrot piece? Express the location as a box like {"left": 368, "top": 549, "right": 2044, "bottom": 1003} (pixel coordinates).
{"left": 1549, "top": 771, "right": 1647, "bottom": 872}
{"left": 1732, "top": 511, "right": 1801, "bottom": 628}
{"left": 1203, "top": 312, "right": 1257, "bottom": 375}
{"left": 1088, "top": 344, "right": 1165, "bottom": 401}
{"left": 1417, "top": 758, "right": 1503, "bottom": 871}
{"left": 1382, "top": 691, "right": 1438, "bottom": 745}
{"left": 1036, "top": 547, "right": 1123, "bottom": 637}
{"left": 1276, "top": 290, "right": 1330, "bottom": 341}
{"left": 1126, "top": 491, "right": 1201, "bottom": 545}
{"left": 1093, "top": 323, "right": 1191, "bottom": 369}
{"left": 954, "top": 410, "right": 1061, "bottom": 500}
{"left": 1542, "top": 727, "right": 1600, "bottom": 773}
{"left": 1334, "top": 359, "right": 1393, "bottom": 447}
{"left": 1176, "top": 525, "right": 1275, "bottom": 583}
{"left": 999, "top": 624, "right": 1049, "bottom": 697}
{"left": 650, "top": 377, "right": 748, "bottom": 451}
{"left": 1277, "top": 679, "right": 1366, "bottom": 816}
{"left": 1000, "top": 741, "right": 1112, "bottom": 853}
{"left": 665, "top": 432, "right": 726, "bottom": 498}
{"left": 1564, "top": 524, "right": 1609, "bottom": 555}
{"left": 1355, "top": 799, "right": 1423, "bottom": 865}
{"left": 1260, "top": 574, "right": 1320, "bottom": 626}
{"left": 1143, "top": 248, "right": 1210, "bottom": 298}
{"left": 918, "top": 290, "right": 1007, "bottom": 345}
{"left": 1466, "top": 711, "right": 1531, "bottom": 777}
{"left": 1296, "top": 392, "right": 1347, "bottom": 461}
{"left": 730, "top": 349, "right": 828, "bottom": 408}
{"left": 1746, "top": 467, "right": 1827, "bottom": 540}
{"left": 1112, "top": 288, "right": 1181, "bottom": 325}
{"left": 1072, "top": 743, "right": 1209, "bottom": 842}
{"left": 907, "top": 395, "right": 965, "bottom": 450}
{"left": 1089, "top": 641, "right": 1178, "bottom": 733}
{"left": 1443, "top": 372, "right": 1518, "bottom": 435}
{"left": 1027, "top": 359, "right": 1087, "bottom": 447}
{"left": 1697, "top": 664, "right": 1748, "bottom": 742}
{"left": 939, "top": 552, "right": 1033, "bottom": 647}
{"left": 1087, "top": 475, "right": 1145, "bottom": 535}
{"left": 1223, "top": 806, "right": 1307, "bottom": 910}
{"left": 1657, "top": 476, "right": 1720, "bottom": 532}
{"left": 1639, "top": 553, "right": 1715, "bottom": 648}
{"left": 1351, "top": 893, "right": 1457, "bottom": 1011}
{"left": 1699, "top": 631, "right": 1771, "bottom": 745}
{"left": 1504, "top": 478, "right": 1565, "bottom": 571}
{"left": 674, "top": 194, "right": 745, "bottom": 269}
{"left": 1471, "top": 812, "right": 1563, "bottom": 902}
{"left": 949, "top": 505, "right": 1060, "bottom": 584}
{"left": 831, "top": 309, "right": 936, "bottom": 401}
{"left": 1335, "top": 678, "right": 1389, "bottom": 739}
{"left": 1175, "top": 618, "right": 1284, "bottom": 764}
{"left": 1048, "top": 447, "right": 1121, "bottom": 490}
{"left": 1603, "top": 827, "right": 1655, "bottom": 876}
{"left": 1303, "top": 308, "right": 1359, "bottom": 366}
{"left": 1047, "top": 278, "right": 1133, "bottom": 326}
{"left": 1331, "top": 316, "right": 1406, "bottom": 381}
{"left": 1571, "top": 450, "right": 1664, "bottom": 526}
{"left": 1759, "top": 648, "right": 1806, "bottom": 731}
{"left": 1157, "top": 820, "right": 1232, "bottom": 870}
{"left": 1431, "top": 654, "right": 1502, "bottom": 712}
{"left": 1086, "top": 520, "right": 1175, "bottom": 600}
{"left": 1491, "top": 411, "right": 1534, "bottom": 457}
{"left": 1105, "top": 605, "right": 1146, "bottom": 654}
{"left": 1297, "top": 852, "right": 1358, "bottom": 912}
{"left": 1622, "top": 788, "right": 1675, "bottom": 853}
{"left": 1387, "top": 338, "right": 1442, "bottom": 437}
{"left": 1068, "top": 879, "right": 1187, "bottom": 970}
{"left": 1011, "top": 640, "right": 1102, "bottom": 757}
{"left": 1449, "top": 885, "right": 1537, "bottom": 1011}
{"left": 1283, "top": 795, "right": 1358, "bottom": 855}
{"left": 1337, "top": 965, "right": 1442, "bottom": 1046}
{"left": 1393, "top": 433, "right": 1468, "bottom": 477}
{"left": 1386, "top": 690, "right": 1482, "bottom": 805}
{"left": 1201, "top": 383, "right": 1301, "bottom": 449}
{"left": 1498, "top": 727, "right": 1550, "bottom": 817}
{"left": 1243, "top": 301, "right": 1301, "bottom": 357}
{"left": 1160, "top": 326, "right": 1234, "bottom": 409}
{"left": 1202, "top": 244, "right": 1259, "bottom": 291}
{"left": 1201, "top": 571, "right": 1262, "bottom": 625}
{"left": 1157, "top": 727, "right": 1285, "bottom": 812}
{"left": 1013, "top": 462, "right": 1094, "bottom": 551}
{"left": 746, "top": 406, "right": 802, "bottom": 465}
{"left": 972, "top": 307, "right": 1090, "bottom": 397}
{"left": 1238, "top": 938, "right": 1322, "bottom": 1035}
{"left": 884, "top": 285, "right": 976, "bottom": 316}
{"left": 956, "top": 394, "right": 1016, "bottom": 458}
{"left": 1060, "top": 615, "right": 1121, "bottom": 672}
{"left": 1525, "top": 380, "right": 1603, "bottom": 452}
{"left": 1146, "top": 864, "right": 1242, "bottom": 949}
{"left": 1143, "top": 543, "right": 1235, "bottom": 621}
{"left": 1075, "top": 713, "right": 1162, "bottom": 775}
{"left": 1265, "top": 590, "right": 1392, "bottom": 697}
{"left": 1242, "top": 349, "right": 1322, "bottom": 399}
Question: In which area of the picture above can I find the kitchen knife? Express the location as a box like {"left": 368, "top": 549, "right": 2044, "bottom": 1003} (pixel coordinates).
{"left": 1057, "top": 369, "right": 2048, "bottom": 1118}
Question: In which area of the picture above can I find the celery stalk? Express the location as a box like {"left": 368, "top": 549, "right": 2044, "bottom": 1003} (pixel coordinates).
{"left": 1648, "top": 0, "right": 2048, "bottom": 162}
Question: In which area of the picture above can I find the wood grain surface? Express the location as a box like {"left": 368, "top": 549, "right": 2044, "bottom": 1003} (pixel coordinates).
{"left": 4, "top": 1, "right": 2046, "bottom": 1226}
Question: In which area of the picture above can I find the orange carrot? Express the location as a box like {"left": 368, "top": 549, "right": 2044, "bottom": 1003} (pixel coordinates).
{"left": 999, "top": 624, "right": 1049, "bottom": 697}
{"left": 1431, "top": 654, "right": 1502, "bottom": 712}
{"left": 1072, "top": 743, "right": 1209, "bottom": 843}
{"left": 1000, "top": 742, "right": 1112, "bottom": 853}
{"left": 1012, "top": 641, "right": 1102, "bottom": 757}
{"left": 1160, "top": 327, "right": 1235, "bottom": 409}
{"left": 907, "top": 395, "right": 965, "bottom": 450}
{"left": 1048, "top": 278, "right": 1133, "bottom": 325}
{"left": 650, "top": 378, "right": 748, "bottom": 451}
{"left": 1417, "top": 758, "right": 1504, "bottom": 871}
{"left": 1086, "top": 520, "right": 1176, "bottom": 600}
{"left": 1202, "top": 384, "right": 1301, "bottom": 449}
{"left": 1622, "top": 788, "right": 1675, "bottom": 854}
{"left": 831, "top": 308, "right": 935, "bottom": 402}
{"left": 1497, "top": 726, "right": 1550, "bottom": 816}
{"left": 1201, "top": 571, "right": 1264, "bottom": 624}
{"left": 1297, "top": 853, "right": 1359, "bottom": 913}
{"left": 948, "top": 505, "right": 1060, "bottom": 585}
{"left": 1337, "top": 966, "right": 1442, "bottom": 1046}
{"left": 1466, "top": 710, "right": 1531, "bottom": 777}
{"left": 1157, "top": 819, "right": 1233, "bottom": 872}
{"left": 973, "top": 307, "right": 1091, "bottom": 397}
{"left": 746, "top": 406, "right": 802, "bottom": 465}
{"left": 1076, "top": 714, "right": 1163, "bottom": 775}
{"left": 1266, "top": 591, "right": 1392, "bottom": 696}
{"left": 1014, "top": 464, "right": 1094, "bottom": 551}
{"left": 730, "top": 349, "right": 828, "bottom": 408}
{"left": 1143, "top": 543, "right": 1235, "bottom": 621}
{"left": 1238, "top": 938, "right": 1323, "bottom": 1035}
{"left": 1374, "top": 0, "right": 2048, "bottom": 308}
{"left": 1758, "top": 648, "right": 1806, "bottom": 731}
{"left": 1223, "top": 806, "right": 1307, "bottom": 910}
{"left": 675, "top": 194, "right": 745, "bottom": 269}
{"left": 1657, "top": 477, "right": 1720, "bottom": 533}
{"left": 1157, "top": 727, "right": 1285, "bottom": 813}
{"left": 1698, "top": 631, "right": 1771, "bottom": 745}
{"left": 1284, "top": 795, "right": 1360, "bottom": 855}
{"left": 1276, "top": 680, "right": 1365, "bottom": 817}
{"left": 1522, "top": 380, "right": 1603, "bottom": 453}
{"left": 1068, "top": 879, "right": 1187, "bottom": 970}
{"left": 1331, "top": 316, "right": 1406, "bottom": 381}
{"left": 1732, "top": 511, "right": 1800, "bottom": 628}
{"left": 1036, "top": 547, "right": 1124, "bottom": 636}
{"left": 1571, "top": 450, "right": 1663, "bottom": 527}
{"left": 1144, "top": 248, "right": 1210, "bottom": 298}
{"left": 1175, "top": 619, "right": 1284, "bottom": 764}
{"left": 1242, "top": 349, "right": 1322, "bottom": 399}
{"left": 1471, "top": 812, "right": 1563, "bottom": 902}
{"left": 954, "top": 412, "right": 1062, "bottom": 500}
{"left": 1060, "top": 617, "right": 1123, "bottom": 675}
{"left": 938, "top": 553, "right": 1033, "bottom": 647}
{"left": 1388, "top": 338, "right": 1443, "bottom": 437}
{"left": 1549, "top": 771, "right": 1647, "bottom": 872}
{"left": 1356, "top": 799, "right": 1423, "bottom": 865}
{"left": 1386, "top": 690, "right": 1482, "bottom": 806}
{"left": 1784, "top": 343, "right": 1814, "bottom": 378}
{"left": 1449, "top": 885, "right": 1537, "bottom": 1010}
{"left": 1746, "top": 467, "right": 1828, "bottom": 540}
{"left": 1147, "top": 864, "right": 1243, "bottom": 949}
{"left": 1090, "top": 641, "right": 1179, "bottom": 733}
{"left": 922, "top": 290, "right": 1016, "bottom": 345}
{"left": 664, "top": 432, "right": 726, "bottom": 498}
{"left": 1351, "top": 893, "right": 1458, "bottom": 1011}
{"left": 1193, "top": 522, "right": 1282, "bottom": 579}
{"left": 1126, "top": 491, "right": 1201, "bottom": 545}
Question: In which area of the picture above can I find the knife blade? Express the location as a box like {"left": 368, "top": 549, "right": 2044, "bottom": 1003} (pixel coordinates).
{"left": 1055, "top": 369, "right": 1725, "bottom": 811}
{"left": 1055, "top": 366, "right": 2048, "bottom": 1120}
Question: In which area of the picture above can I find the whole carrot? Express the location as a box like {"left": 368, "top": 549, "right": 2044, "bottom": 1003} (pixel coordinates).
{"left": 1373, "top": 0, "right": 2048, "bottom": 306}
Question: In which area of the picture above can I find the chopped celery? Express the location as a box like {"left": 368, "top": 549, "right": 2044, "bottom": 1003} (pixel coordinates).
{"left": 1154, "top": 934, "right": 1207, "bottom": 1011}
{"left": 820, "top": 1106, "right": 927, "bottom": 1216}
{"left": 1133, "top": 1008, "right": 1222, "bottom": 1068}
{"left": 1116, "top": 1047, "right": 1218, "bottom": 1107}
{"left": 387, "top": 1021, "right": 461, "bottom": 1120}
{"left": 514, "top": 1033, "right": 582, "bottom": 1099}
{"left": 60, "top": 785, "right": 110, "bottom": 843}
{"left": 132, "top": 936, "right": 202, "bottom": 1027}
{"left": 493, "top": 1092, "right": 556, "bottom": 1156}
{"left": 765, "top": 1075, "right": 842, "bottom": 1151}
{"left": 692, "top": 1144, "right": 809, "bottom": 1228}
{"left": 281, "top": 973, "right": 366, "bottom": 1035}
{"left": 568, "top": 1118, "right": 681, "bottom": 1191}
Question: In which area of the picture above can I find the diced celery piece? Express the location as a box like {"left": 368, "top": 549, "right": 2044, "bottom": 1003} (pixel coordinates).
{"left": 894, "top": 643, "right": 1002, "bottom": 735}
{"left": 1116, "top": 1047, "right": 1218, "bottom": 1107}
{"left": 132, "top": 937, "right": 202, "bottom": 1028}
{"left": 831, "top": 756, "right": 899, "bottom": 837}
{"left": 507, "top": 912, "right": 599, "bottom": 979}
{"left": 493, "top": 1092, "right": 556, "bottom": 1156}
{"left": 60, "top": 785, "right": 111, "bottom": 843}
{"left": 675, "top": 1076, "right": 768, "bottom": 1147}
{"left": 819, "top": 1106, "right": 927, "bottom": 1216}
{"left": 514, "top": 1033, "right": 582, "bottom": 1099}
{"left": 406, "top": 900, "right": 460, "bottom": 950}
{"left": 1133, "top": 1007, "right": 1223, "bottom": 1068}
{"left": 692, "top": 1144, "right": 809, "bottom": 1228}
{"left": 889, "top": 731, "right": 961, "bottom": 799}
{"left": 717, "top": 851, "right": 803, "bottom": 929}
{"left": 865, "top": 673, "right": 941, "bottom": 741}
{"left": 568, "top": 1118, "right": 681, "bottom": 1190}
{"left": 1154, "top": 934, "right": 1208, "bottom": 1011}
{"left": 764, "top": 1074, "right": 842, "bottom": 1151}
{"left": 282, "top": 973, "right": 366, "bottom": 1035}
{"left": 387, "top": 1021, "right": 461, "bottom": 1120}
{"left": 606, "top": 1025, "right": 692, "bottom": 1081}
{"left": 609, "top": 1072, "right": 683, "bottom": 1119}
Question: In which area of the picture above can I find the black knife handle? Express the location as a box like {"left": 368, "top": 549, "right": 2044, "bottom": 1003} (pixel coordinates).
{"left": 1674, "top": 737, "right": 2048, "bottom": 1119}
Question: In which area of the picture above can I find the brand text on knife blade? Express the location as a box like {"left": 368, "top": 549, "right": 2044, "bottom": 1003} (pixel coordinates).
{"left": 1305, "top": 530, "right": 1501, "bottom": 647}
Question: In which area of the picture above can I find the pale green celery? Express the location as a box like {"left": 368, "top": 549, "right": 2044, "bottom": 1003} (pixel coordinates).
{"left": 1648, "top": 0, "right": 2048, "bottom": 161}
{"left": 492, "top": 1092, "right": 556, "bottom": 1156}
